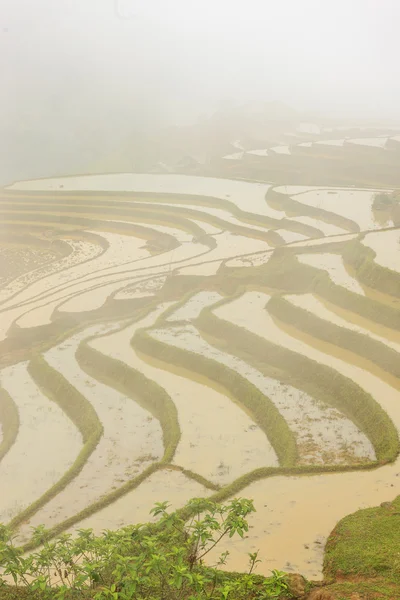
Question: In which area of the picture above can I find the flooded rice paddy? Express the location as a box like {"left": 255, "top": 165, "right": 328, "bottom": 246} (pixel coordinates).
{"left": 150, "top": 322, "right": 374, "bottom": 466}
{"left": 90, "top": 309, "right": 278, "bottom": 483}
{"left": 274, "top": 186, "right": 394, "bottom": 230}
{"left": 285, "top": 293, "right": 400, "bottom": 353}
{"left": 362, "top": 229, "right": 400, "bottom": 273}
{"left": 0, "top": 362, "right": 82, "bottom": 524}
{"left": 1, "top": 174, "right": 400, "bottom": 578}
{"left": 296, "top": 252, "right": 365, "bottom": 294}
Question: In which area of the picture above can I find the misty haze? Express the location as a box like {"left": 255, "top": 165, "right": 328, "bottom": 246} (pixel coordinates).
{"left": 1, "top": 2, "right": 400, "bottom": 599}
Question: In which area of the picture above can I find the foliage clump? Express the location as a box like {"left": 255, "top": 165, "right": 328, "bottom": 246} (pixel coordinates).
{"left": 0, "top": 499, "right": 292, "bottom": 600}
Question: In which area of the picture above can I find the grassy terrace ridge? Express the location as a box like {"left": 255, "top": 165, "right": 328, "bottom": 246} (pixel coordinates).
{"left": 0, "top": 231, "right": 109, "bottom": 309}
{"left": 2, "top": 187, "right": 285, "bottom": 229}
{"left": 0, "top": 228, "right": 109, "bottom": 255}
{"left": 256, "top": 248, "right": 400, "bottom": 332}
{"left": 222, "top": 249, "right": 323, "bottom": 295}
{"left": 0, "top": 386, "right": 19, "bottom": 463}
{"left": 0, "top": 202, "right": 208, "bottom": 239}
{"left": 9, "top": 322, "right": 182, "bottom": 549}
{"left": 1, "top": 187, "right": 325, "bottom": 240}
{"left": 267, "top": 295, "right": 400, "bottom": 387}
{"left": 7, "top": 356, "right": 103, "bottom": 531}
{"left": 0, "top": 203, "right": 273, "bottom": 247}
{"left": 0, "top": 235, "right": 72, "bottom": 276}
{"left": 0, "top": 211, "right": 182, "bottom": 251}
{"left": 344, "top": 236, "right": 400, "bottom": 299}
{"left": 3, "top": 264, "right": 165, "bottom": 317}
{"left": 15, "top": 332, "right": 223, "bottom": 549}
{"left": 2, "top": 182, "right": 400, "bottom": 598}
{"left": 11, "top": 285, "right": 393, "bottom": 552}
{"left": 18, "top": 462, "right": 161, "bottom": 553}
{"left": 313, "top": 275, "right": 400, "bottom": 333}
{"left": 266, "top": 187, "right": 360, "bottom": 232}
{"left": 217, "top": 145, "right": 400, "bottom": 188}
{"left": 322, "top": 494, "right": 400, "bottom": 598}
{"left": 196, "top": 298, "right": 399, "bottom": 464}
{"left": 174, "top": 466, "right": 221, "bottom": 491}
{"left": 75, "top": 341, "right": 181, "bottom": 464}
{"left": 133, "top": 326, "right": 298, "bottom": 467}
{"left": 0, "top": 295, "right": 152, "bottom": 370}
{"left": 3, "top": 265, "right": 170, "bottom": 323}
{"left": 0, "top": 207, "right": 201, "bottom": 253}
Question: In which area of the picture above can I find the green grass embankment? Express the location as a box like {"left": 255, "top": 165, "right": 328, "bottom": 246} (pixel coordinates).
{"left": 0, "top": 211, "right": 180, "bottom": 251}
{"left": 133, "top": 328, "right": 297, "bottom": 467}
{"left": 323, "top": 494, "right": 400, "bottom": 598}
{"left": 248, "top": 248, "right": 400, "bottom": 333}
{"left": 3, "top": 187, "right": 325, "bottom": 242}
{"left": 76, "top": 342, "right": 180, "bottom": 464}
{"left": 266, "top": 187, "right": 359, "bottom": 232}
{"left": 313, "top": 276, "right": 400, "bottom": 333}
{"left": 0, "top": 297, "right": 150, "bottom": 370}
{"left": 0, "top": 201, "right": 205, "bottom": 237}
{"left": 8, "top": 357, "right": 103, "bottom": 531}
{"left": 20, "top": 462, "right": 161, "bottom": 553}
{"left": 240, "top": 249, "right": 325, "bottom": 293}
{"left": 343, "top": 237, "right": 400, "bottom": 300}
{"left": 18, "top": 331, "right": 225, "bottom": 547}
{"left": 267, "top": 295, "right": 400, "bottom": 388}
{"left": 13, "top": 332, "right": 180, "bottom": 549}
{"left": 196, "top": 303, "right": 399, "bottom": 464}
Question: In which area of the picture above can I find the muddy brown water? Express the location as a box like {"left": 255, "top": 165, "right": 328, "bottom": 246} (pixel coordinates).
{"left": 0, "top": 362, "right": 82, "bottom": 524}
{"left": 2, "top": 175, "right": 400, "bottom": 580}
{"left": 212, "top": 291, "right": 400, "bottom": 577}
{"left": 15, "top": 321, "right": 163, "bottom": 544}
{"left": 274, "top": 186, "right": 392, "bottom": 231}
{"left": 286, "top": 293, "right": 400, "bottom": 354}
{"left": 297, "top": 252, "right": 365, "bottom": 294}
{"left": 362, "top": 229, "right": 400, "bottom": 274}
{"left": 7, "top": 174, "right": 284, "bottom": 221}
{"left": 150, "top": 321, "right": 374, "bottom": 465}
{"left": 90, "top": 306, "right": 278, "bottom": 483}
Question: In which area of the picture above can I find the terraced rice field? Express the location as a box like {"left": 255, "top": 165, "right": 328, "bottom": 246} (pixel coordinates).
{"left": 221, "top": 128, "right": 400, "bottom": 160}
{"left": 1, "top": 174, "right": 400, "bottom": 579}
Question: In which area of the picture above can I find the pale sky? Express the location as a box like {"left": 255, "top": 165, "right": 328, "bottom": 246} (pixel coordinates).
{"left": 2, "top": 0, "right": 400, "bottom": 127}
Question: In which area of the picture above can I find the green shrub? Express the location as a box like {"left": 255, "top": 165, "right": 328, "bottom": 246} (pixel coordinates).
{"left": 1, "top": 499, "right": 293, "bottom": 599}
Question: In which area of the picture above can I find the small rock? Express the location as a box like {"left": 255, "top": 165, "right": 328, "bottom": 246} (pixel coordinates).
{"left": 380, "top": 501, "right": 392, "bottom": 508}
{"left": 286, "top": 573, "right": 307, "bottom": 598}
